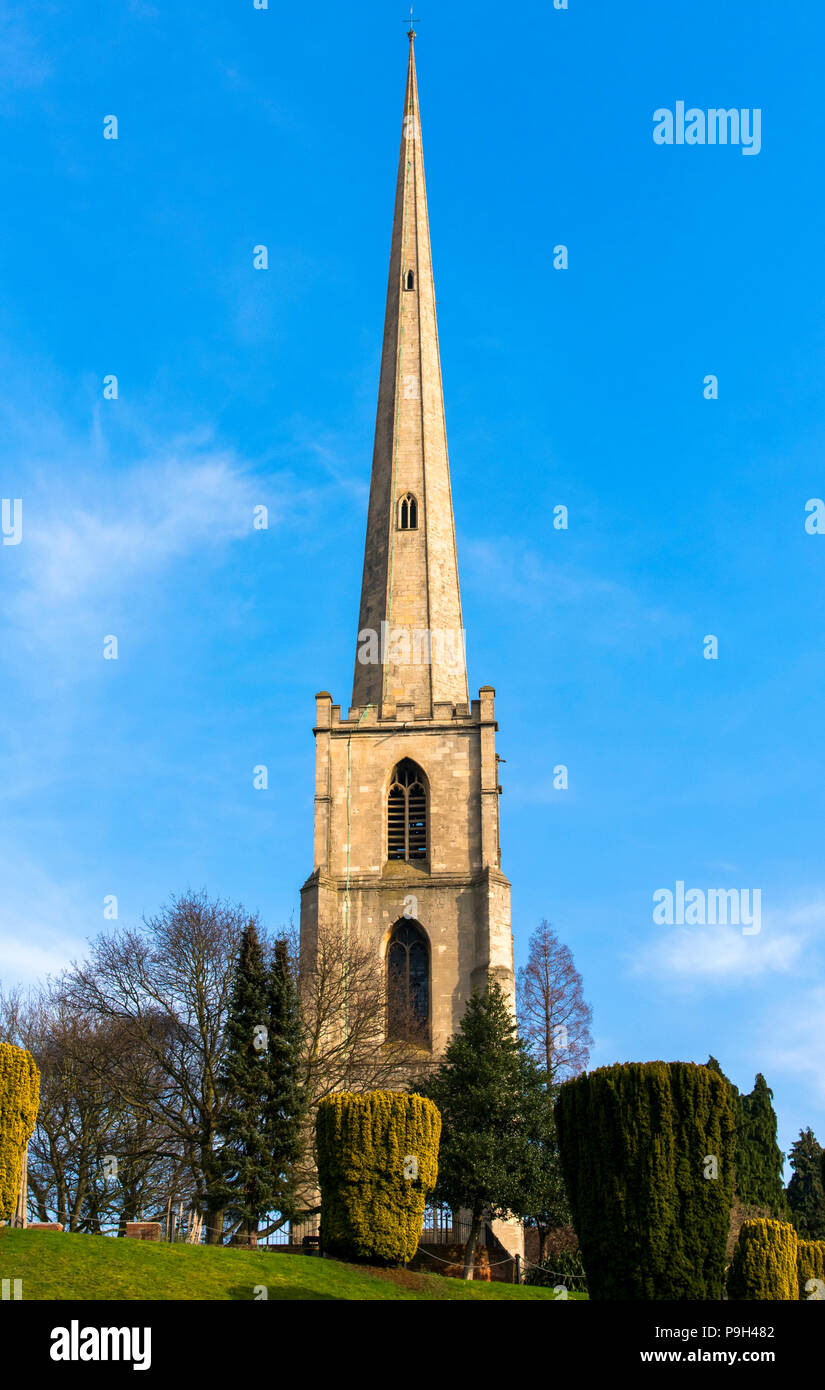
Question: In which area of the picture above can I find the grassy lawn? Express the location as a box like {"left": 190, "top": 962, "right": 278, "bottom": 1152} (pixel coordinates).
{"left": 0, "top": 1228, "right": 583, "bottom": 1301}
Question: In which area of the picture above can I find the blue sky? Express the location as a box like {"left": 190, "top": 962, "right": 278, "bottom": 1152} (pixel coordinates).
{"left": 1, "top": 0, "right": 824, "bottom": 1167}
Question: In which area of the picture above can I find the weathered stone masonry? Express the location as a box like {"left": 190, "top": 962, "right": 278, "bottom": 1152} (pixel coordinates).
{"left": 300, "top": 28, "right": 516, "bottom": 1113}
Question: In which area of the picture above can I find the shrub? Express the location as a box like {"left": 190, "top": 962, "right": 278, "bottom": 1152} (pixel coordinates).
{"left": 537, "top": 1223, "right": 579, "bottom": 1262}
{"left": 728, "top": 1218, "right": 798, "bottom": 1299}
{"left": 316, "top": 1090, "right": 440, "bottom": 1264}
{"left": 0, "top": 1042, "right": 41, "bottom": 1220}
{"left": 524, "top": 1247, "right": 588, "bottom": 1294}
{"left": 797, "top": 1238, "right": 825, "bottom": 1302}
{"left": 555, "top": 1061, "right": 737, "bottom": 1299}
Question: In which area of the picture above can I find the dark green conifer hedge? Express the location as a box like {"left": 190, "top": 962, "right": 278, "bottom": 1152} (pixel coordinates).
{"left": 555, "top": 1061, "right": 737, "bottom": 1299}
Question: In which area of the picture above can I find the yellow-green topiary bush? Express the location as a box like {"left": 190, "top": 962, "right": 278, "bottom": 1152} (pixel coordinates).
{"left": 727, "top": 1218, "right": 799, "bottom": 1299}
{"left": 316, "top": 1090, "right": 440, "bottom": 1265}
{"left": 0, "top": 1042, "right": 41, "bottom": 1220}
{"left": 797, "top": 1239, "right": 825, "bottom": 1301}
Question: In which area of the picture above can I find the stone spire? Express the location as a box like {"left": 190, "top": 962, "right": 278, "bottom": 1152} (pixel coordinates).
{"left": 351, "top": 32, "right": 468, "bottom": 718}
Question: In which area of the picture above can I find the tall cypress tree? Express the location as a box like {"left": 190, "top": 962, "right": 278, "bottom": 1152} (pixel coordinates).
{"left": 787, "top": 1128, "right": 825, "bottom": 1239}
{"left": 737, "top": 1073, "right": 786, "bottom": 1214}
{"left": 263, "top": 937, "right": 304, "bottom": 1226}
{"left": 705, "top": 1058, "right": 785, "bottom": 1215}
{"left": 213, "top": 924, "right": 303, "bottom": 1241}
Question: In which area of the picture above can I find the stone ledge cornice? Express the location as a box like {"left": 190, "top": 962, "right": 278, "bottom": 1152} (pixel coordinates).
{"left": 301, "top": 866, "right": 511, "bottom": 894}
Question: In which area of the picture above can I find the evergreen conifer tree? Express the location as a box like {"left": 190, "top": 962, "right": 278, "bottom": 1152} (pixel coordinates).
{"left": 705, "top": 1057, "right": 786, "bottom": 1215}
{"left": 737, "top": 1073, "right": 786, "bottom": 1214}
{"left": 263, "top": 937, "right": 304, "bottom": 1225}
{"left": 212, "top": 924, "right": 303, "bottom": 1241}
{"left": 521, "top": 1081, "right": 572, "bottom": 1263}
{"left": 415, "top": 981, "right": 547, "bottom": 1278}
{"left": 787, "top": 1128, "right": 825, "bottom": 1239}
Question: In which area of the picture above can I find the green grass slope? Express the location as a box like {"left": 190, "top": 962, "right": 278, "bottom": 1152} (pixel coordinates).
{"left": 0, "top": 1229, "right": 576, "bottom": 1301}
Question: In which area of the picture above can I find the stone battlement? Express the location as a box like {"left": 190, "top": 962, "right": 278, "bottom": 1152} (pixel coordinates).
{"left": 315, "top": 688, "right": 496, "bottom": 730}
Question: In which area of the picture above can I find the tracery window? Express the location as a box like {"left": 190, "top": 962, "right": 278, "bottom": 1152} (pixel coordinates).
{"left": 387, "top": 919, "right": 429, "bottom": 1040}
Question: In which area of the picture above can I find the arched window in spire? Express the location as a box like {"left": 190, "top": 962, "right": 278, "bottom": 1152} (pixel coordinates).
{"left": 387, "top": 919, "right": 429, "bottom": 1042}
{"left": 387, "top": 758, "right": 427, "bottom": 861}
{"left": 405, "top": 269, "right": 415, "bottom": 290}
{"left": 398, "top": 492, "right": 418, "bottom": 531}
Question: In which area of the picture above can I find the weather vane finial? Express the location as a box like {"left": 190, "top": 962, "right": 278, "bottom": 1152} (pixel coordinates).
{"left": 407, "top": 6, "right": 417, "bottom": 39}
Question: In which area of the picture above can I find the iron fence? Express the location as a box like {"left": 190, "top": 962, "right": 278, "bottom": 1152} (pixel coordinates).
{"left": 260, "top": 1218, "right": 319, "bottom": 1248}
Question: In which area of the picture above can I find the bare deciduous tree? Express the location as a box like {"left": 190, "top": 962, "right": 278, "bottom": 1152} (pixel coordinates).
{"left": 0, "top": 982, "right": 183, "bottom": 1233}
{"left": 517, "top": 920, "right": 593, "bottom": 1084}
{"left": 63, "top": 890, "right": 249, "bottom": 1243}
{"left": 286, "top": 920, "right": 431, "bottom": 1220}
{"left": 296, "top": 921, "right": 427, "bottom": 1102}
{"left": 3, "top": 893, "right": 432, "bottom": 1242}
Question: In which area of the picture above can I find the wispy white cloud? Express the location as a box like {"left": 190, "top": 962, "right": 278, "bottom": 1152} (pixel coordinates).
{"left": 0, "top": 854, "right": 91, "bottom": 987}
{"left": 2, "top": 440, "right": 275, "bottom": 665}
{"left": 628, "top": 898, "right": 825, "bottom": 987}
{"left": 12, "top": 454, "right": 259, "bottom": 605}
{"left": 635, "top": 925, "right": 802, "bottom": 982}
{"left": 302, "top": 433, "right": 369, "bottom": 501}
{"left": 461, "top": 536, "right": 677, "bottom": 646}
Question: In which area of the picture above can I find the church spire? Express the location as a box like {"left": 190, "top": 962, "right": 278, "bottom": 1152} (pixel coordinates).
{"left": 351, "top": 34, "right": 468, "bottom": 718}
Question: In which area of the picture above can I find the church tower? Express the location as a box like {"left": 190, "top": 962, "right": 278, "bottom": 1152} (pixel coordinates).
{"left": 300, "top": 29, "right": 515, "bottom": 1064}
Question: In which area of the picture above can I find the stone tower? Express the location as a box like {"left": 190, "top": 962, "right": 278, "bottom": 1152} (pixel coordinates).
{"left": 299, "top": 30, "right": 516, "bottom": 1064}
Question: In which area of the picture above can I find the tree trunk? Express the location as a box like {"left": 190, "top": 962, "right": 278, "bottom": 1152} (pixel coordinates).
{"left": 463, "top": 1211, "right": 483, "bottom": 1281}
{"left": 205, "top": 1208, "right": 224, "bottom": 1245}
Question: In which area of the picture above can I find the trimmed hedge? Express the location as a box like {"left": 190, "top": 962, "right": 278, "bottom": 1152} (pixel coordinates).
{"left": 555, "top": 1061, "right": 737, "bottom": 1299}
{"left": 316, "top": 1090, "right": 440, "bottom": 1265}
{"left": 0, "top": 1042, "right": 41, "bottom": 1220}
{"left": 728, "top": 1218, "right": 799, "bottom": 1299}
{"left": 797, "top": 1238, "right": 825, "bottom": 1302}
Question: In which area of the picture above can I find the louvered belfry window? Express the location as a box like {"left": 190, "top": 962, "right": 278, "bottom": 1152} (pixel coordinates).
{"left": 387, "top": 759, "right": 427, "bottom": 861}
{"left": 387, "top": 919, "right": 429, "bottom": 1040}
